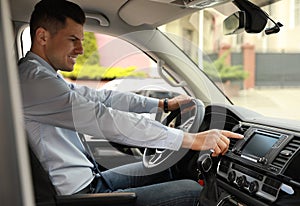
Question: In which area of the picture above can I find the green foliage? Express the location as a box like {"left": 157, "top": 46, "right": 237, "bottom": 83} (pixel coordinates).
{"left": 76, "top": 32, "right": 99, "bottom": 65}
{"left": 102, "top": 66, "right": 147, "bottom": 79}
{"left": 203, "top": 51, "right": 248, "bottom": 83}
{"left": 60, "top": 64, "right": 147, "bottom": 80}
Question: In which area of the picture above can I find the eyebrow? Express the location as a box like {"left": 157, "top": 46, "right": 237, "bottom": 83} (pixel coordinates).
{"left": 69, "top": 35, "right": 84, "bottom": 41}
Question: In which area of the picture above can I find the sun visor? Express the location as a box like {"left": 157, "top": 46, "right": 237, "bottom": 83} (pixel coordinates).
{"left": 119, "top": 0, "right": 196, "bottom": 27}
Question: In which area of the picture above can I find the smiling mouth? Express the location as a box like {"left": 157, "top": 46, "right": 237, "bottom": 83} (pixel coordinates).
{"left": 68, "top": 56, "right": 77, "bottom": 64}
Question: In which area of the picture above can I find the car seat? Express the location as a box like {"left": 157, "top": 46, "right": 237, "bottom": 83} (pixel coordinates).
{"left": 28, "top": 144, "right": 136, "bottom": 206}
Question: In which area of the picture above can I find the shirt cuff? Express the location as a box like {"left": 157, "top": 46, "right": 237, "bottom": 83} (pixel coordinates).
{"left": 145, "top": 97, "right": 160, "bottom": 113}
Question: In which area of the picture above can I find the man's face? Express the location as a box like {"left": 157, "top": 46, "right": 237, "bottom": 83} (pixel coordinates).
{"left": 45, "top": 18, "right": 84, "bottom": 71}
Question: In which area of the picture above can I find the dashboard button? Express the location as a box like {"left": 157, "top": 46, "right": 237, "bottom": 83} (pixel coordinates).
{"left": 258, "top": 157, "right": 268, "bottom": 164}
{"left": 280, "top": 149, "right": 293, "bottom": 157}
{"left": 269, "top": 166, "right": 279, "bottom": 172}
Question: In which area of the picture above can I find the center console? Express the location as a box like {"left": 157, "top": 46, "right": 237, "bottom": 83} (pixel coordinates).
{"left": 216, "top": 122, "right": 300, "bottom": 205}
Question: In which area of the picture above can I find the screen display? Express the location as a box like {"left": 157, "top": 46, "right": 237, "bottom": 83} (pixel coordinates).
{"left": 242, "top": 132, "right": 279, "bottom": 158}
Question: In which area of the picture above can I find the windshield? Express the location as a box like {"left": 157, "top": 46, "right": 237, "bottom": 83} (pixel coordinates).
{"left": 159, "top": 0, "right": 300, "bottom": 122}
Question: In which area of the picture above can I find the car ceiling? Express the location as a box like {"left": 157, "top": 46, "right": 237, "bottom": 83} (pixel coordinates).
{"left": 10, "top": 0, "right": 197, "bottom": 32}
{"left": 10, "top": 0, "right": 281, "bottom": 35}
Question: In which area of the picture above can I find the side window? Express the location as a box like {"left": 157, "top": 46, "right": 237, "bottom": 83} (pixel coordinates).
{"left": 20, "top": 27, "right": 186, "bottom": 99}
{"left": 295, "top": 0, "right": 300, "bottom": 26}
{"left": 68, "top": 32, "right": 187, "bottom": 99}
{"left": 21, "top": 27, "right": 31, "bottom": 57}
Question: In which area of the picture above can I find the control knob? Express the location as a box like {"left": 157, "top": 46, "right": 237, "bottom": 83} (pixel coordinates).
{"left": 249, "top": 181, "right": 259, "bottom": 194}
{"left": 236, "top": 175, "right": 248, "bottom": 188}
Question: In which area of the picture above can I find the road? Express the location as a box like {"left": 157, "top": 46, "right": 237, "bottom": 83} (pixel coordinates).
{"left": 231, "top": 88, "right": 300, "bottom": 121}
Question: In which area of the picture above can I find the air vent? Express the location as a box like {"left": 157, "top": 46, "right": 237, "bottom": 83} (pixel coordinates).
{"left": 271, "top": 137, "right": 300, "bottom": 171}
{"left": 229, "top": 124, "right": 250, "bottom": 151}
{"left": 262, "top": 177, "right": 281, "bottom": 197}
{"left": 232, "top": 123, "right": 250, "bottom": 135}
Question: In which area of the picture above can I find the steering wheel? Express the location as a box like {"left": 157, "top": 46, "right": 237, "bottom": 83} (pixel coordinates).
{"left": 143, "top": 98, "right": 205, "bottom": 169}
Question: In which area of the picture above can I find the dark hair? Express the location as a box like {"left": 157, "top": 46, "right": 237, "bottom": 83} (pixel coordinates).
{"left": 29, "top": 0, "right": 86, "bottom": 41}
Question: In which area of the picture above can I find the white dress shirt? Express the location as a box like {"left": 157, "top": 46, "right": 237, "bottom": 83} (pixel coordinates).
{"left": 18, "top": 52, "right": 184, "bottom": 195}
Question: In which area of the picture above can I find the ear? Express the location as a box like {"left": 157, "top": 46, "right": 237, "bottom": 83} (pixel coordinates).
{"left": 35, "top": 27, "right": 49, "bottom": 46}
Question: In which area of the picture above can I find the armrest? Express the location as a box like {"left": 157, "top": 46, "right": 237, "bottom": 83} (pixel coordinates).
{"left": 55, "top": 192, "right": 136, "bottom": 206}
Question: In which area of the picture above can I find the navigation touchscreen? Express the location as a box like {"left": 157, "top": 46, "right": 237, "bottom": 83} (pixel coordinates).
{"left": 241, "top": 131, "right": 281, "bottom": 159}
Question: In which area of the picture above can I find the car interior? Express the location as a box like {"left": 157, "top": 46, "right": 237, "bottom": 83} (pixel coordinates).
{"left": 1, "top": 0, "right": 300, "bottom": 205}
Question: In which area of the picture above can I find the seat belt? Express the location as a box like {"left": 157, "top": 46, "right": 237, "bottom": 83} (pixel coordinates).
{"left": 78, "top": 133, "right": 112, "bottom": 191}
{"left": 78, "top": 133, "right": 101, "bottom": 174}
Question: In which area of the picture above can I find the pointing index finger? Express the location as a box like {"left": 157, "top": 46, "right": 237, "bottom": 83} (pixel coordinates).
{"left": 221, "top": 130, "right": 244, "bottom": 139}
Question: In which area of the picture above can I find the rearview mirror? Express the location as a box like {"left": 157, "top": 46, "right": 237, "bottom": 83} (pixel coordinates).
{"left": 223, "top": 11, "right": 245, "bottom": 35}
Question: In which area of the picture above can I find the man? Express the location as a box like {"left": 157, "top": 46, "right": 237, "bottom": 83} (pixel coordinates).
{"left": 19, "top": 0, "right": 243, "bottom": 205}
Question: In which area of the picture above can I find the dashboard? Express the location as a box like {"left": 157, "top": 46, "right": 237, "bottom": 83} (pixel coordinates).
{"left": 202, "top": 104, "right": 300, "bottom": 206}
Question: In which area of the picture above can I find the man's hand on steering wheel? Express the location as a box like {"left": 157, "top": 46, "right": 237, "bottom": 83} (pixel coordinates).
{"left": 158, "top": 94, "right": 193, "bottom": 112}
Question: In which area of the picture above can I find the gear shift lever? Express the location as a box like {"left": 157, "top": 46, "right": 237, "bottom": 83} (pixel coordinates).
{"left": 197, "top": 150, "right": 219, "bottom": 206}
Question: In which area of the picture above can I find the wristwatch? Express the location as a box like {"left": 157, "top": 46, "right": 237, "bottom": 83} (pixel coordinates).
{"left": 164, "top": 98, "right": 168, "bottom": 113}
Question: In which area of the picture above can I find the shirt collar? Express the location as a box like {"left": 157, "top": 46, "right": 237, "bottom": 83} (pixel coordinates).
{"left": 26, "top": 51, "right": 57, "bottom": 75}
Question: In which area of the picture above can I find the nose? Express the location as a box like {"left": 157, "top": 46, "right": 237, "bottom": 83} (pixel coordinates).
{"left": 74, "top": 40, "right": 84, "bottom": 55}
